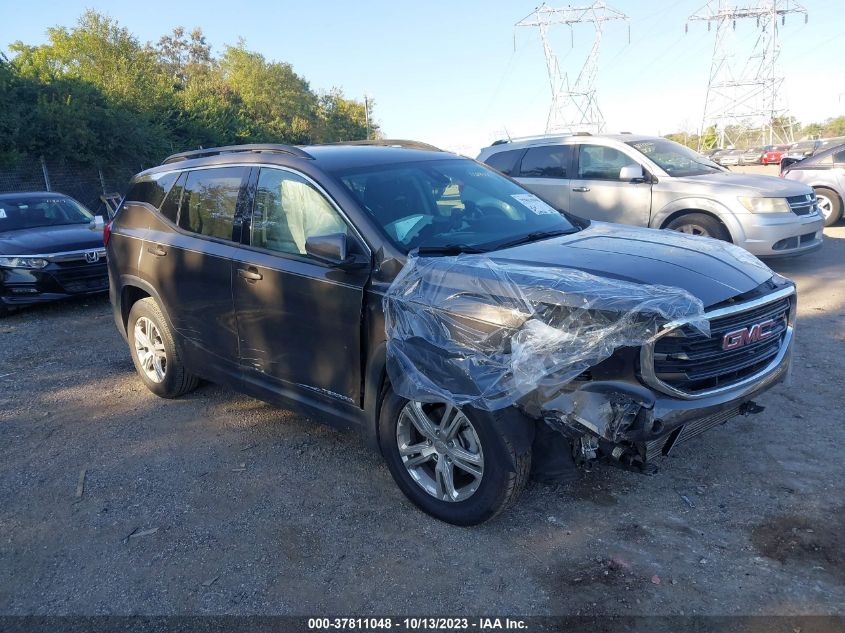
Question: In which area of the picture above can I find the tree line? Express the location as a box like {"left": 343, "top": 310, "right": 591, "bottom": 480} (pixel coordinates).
{"left": 0, "top": 10, "right": 378, "bottom": 173}
{"left": 666, "top": 116, "right": 845, "bottom": 151}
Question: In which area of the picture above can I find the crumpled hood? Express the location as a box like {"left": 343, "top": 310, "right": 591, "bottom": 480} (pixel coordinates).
{"left": 489, "top": 222, "right": 773, "bottom": 308}
{"left": 0, "top": 224, "right": 104, "bottom": 255}
{"left": 668, "top": 171, "right": 813, "bottom": 197}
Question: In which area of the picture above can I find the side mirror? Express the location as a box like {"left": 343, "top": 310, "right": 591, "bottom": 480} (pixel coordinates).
{"left": 88, "top": 215, "right": 105, "bottom": 231}
{"left": 619, "top": 164, "right": 645, "bottom": 182}
{"left": 304, "top": 233, "right": 367, "bottom": 269}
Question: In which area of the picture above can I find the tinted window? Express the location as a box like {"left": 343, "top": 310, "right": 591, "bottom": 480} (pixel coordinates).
{"left": 252, "top": 168, "right": 347, "bottom": 256}
{"left": 519, "top": 145, "right": 571, "bottom": 178}
{"left": 578, "top": 144, "right": 634, "bottom": 180}
{"left": 124, "top": 172, "right": 178, "bottom": 208}
{"left": 834, "top": 149, "right": 845, "bottom": 165}
{"left": 627, "top": 138, "right": 721, "bottom": 177}
{"left": 178, "top": 167, "right": 247, "bottom": 240}
{"left": 484, "top": 149, "right": 524, "bottom": 176}
{"left": 159, "top": 172, "right": 186, "bottom": 223}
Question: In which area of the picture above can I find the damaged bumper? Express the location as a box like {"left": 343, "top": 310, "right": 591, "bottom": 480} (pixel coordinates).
{"left": 543, "top": 332, "right": 791, "bottom": 466}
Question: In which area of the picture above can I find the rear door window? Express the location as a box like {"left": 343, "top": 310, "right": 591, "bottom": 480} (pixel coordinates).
{"left": 124, "top": 172, "right": 179, "bottom": 209}
{"left": 158, "top": 172, "right": 186, "bottom": 224}
{"left": 484, "top": 149, "right": 525, "bottom": 176}
{"left": 178, "top": 167, "right": 248, "bottom": 241}
{"left": 518, "top": 145, "right": 571, "bottom": 178}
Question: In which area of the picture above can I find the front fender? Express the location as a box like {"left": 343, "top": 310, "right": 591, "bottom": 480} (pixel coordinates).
{"left": 650, "top": 197, "right": 746, "bottom": 243}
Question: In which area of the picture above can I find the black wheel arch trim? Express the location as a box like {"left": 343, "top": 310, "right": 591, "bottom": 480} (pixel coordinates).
{"left": 116, "top": 274, "right": 179, "bottom": 344}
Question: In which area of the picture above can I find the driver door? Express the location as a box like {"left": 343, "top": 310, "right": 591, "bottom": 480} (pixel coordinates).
{"left": 568, "top": 143, "right": 652, "bottom": 226}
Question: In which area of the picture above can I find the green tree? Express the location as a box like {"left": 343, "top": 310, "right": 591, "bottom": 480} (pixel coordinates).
{"left": 156, "top": 27, "right": 212, "bottom": 87}
{"left": 316, "top": 89, "right": 378, "bottom": 142}
{"left": 219, "top": 43, "right": 318, "bottom": 143}
{"left": 1, "top": 10, "right": 377, "bottom": 176}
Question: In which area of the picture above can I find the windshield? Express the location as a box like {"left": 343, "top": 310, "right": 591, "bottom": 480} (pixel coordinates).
{"left": 0, "top": 196, "right": 93, "bottom": 231}
{"left": 627, "top": 138, "right": 723, "bottom": 177}
{"left": 332, "top": 159, "right": 577, "bottom": 253}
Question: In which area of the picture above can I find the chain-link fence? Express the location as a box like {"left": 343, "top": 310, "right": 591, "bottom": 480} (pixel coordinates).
{"left": 0, "top": 156, "right": 138, "bottom": 216}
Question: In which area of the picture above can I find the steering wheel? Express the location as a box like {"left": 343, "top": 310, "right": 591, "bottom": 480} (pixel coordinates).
{"left": 472, "top": 196, "right": 519, "bottom": 219}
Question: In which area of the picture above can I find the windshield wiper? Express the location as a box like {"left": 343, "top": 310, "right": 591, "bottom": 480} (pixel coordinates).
{"left": 485, "top": 228, "right": 574, "bottom": 251}
{"left": 415, "top": 244, "right": 487, "bottom": 255}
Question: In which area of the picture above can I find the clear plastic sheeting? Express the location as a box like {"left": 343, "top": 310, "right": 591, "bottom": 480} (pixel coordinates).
{"left": 384, "top": 253, "right": 709, "bottom": 413}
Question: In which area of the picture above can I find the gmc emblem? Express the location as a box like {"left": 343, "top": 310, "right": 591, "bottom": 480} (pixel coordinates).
{"left": 722, "top": 318, "right": 776, "bottom": 350}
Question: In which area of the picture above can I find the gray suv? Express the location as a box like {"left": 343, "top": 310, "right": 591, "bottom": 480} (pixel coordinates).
{"left": 478, "top": 134, "right": 824, "bottom": 257}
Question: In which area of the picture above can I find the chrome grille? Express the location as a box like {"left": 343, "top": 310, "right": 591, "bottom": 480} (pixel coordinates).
{"left": 641, "top": 287, "right": 795, "bottom": 399}
{"left": 787, "top": 193, "right": 816, "bottom": 216}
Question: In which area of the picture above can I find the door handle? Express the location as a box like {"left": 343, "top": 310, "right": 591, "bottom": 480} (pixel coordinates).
{"left": 238, "top": 267, "right": 263, "bottom": 282}
{"left": 146, "top": 244, "right": 167, "bottom": 256}
{"left": 572, "top": 186, "right": 591, "bottom": 193}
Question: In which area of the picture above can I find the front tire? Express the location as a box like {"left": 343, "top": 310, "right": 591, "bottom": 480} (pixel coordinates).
{"left": 665, "top": 212, "right": 731, "bottom": 242}
{"left": 814, "top": 187, "right": 842, "bottom": 227}
{"left": 378, "top": 389, "right": 531, "bottom": 526}
{"left": 127, "top": 297, "right": 198, "bottom": 398}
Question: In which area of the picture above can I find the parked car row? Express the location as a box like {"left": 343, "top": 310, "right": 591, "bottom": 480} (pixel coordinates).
{"left": 707, "top": 136, "right": 845, "bottom": 167}
{"left": 0, "top": 134, "right": 831, "bottom": 524}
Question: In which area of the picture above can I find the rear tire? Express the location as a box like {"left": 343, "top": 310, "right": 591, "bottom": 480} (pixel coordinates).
{"left": 665, "top": 212, "right": 731, "bottom": 242}
{"left": 814, "top": 187, "right": 842, "bottom": 227}
{"left": 378, "top": 388, "right": 531, "bottom": 526}
{"left": 127, "top": 297, "right": 198, "bottom": 398}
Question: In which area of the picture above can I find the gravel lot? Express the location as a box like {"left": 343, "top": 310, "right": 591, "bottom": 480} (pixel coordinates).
{"left": 1, "top": 224, "right": 843, "bottom": 617}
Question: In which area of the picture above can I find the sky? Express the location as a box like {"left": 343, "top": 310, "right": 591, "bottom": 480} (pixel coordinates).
{"left": 2, "top": 0, "right": 844, "bottom": 156}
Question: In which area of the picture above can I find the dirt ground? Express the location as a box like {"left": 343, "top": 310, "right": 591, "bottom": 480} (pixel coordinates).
{"left": 1, "top": 224, "right": 843, "bottom": 617}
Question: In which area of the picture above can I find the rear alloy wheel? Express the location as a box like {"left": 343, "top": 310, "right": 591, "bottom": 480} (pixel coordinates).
{"left": 127, "top": 297, "right": 198, "bottom": 398}
{"left": 814, "top": 188, "right": 842, "bottom": 227}
{"left": 379, "top": 389, "right": 530, "bottom": 525}
{"left": 134, "top": 317, "right": 167, "bottom": 383}
{"left": 665, "top": 212, "right": 731, "bottom": 242}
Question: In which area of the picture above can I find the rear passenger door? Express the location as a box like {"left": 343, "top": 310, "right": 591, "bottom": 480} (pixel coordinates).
{"left": 232, "top": 166, "right": 370, "bottom": 409}
{"left": 142, "top": 166, "right": 249, "bottom": 381}
{"left": 513, "top": 144, "right": 572, "bottom": 212}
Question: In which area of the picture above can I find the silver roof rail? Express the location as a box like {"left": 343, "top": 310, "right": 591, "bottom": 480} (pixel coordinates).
{"left": 162, "top": 144, "right": 313, "bottom": 165}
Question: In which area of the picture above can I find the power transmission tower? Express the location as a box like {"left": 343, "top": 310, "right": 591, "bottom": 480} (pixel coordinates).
{"left": 515, "top": 2, "right": 629, "bottom": 135}
{"left": 688, "top": 0, "right": 808, "bottom": 151}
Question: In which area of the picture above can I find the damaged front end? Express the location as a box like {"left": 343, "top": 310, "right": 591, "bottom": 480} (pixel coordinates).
{"left": 383, "top": 248, "right": 795, "bottom": 478}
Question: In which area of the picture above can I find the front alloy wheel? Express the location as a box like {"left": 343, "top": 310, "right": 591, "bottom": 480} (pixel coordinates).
{"left": 665, "top": 212, "right": 730, "bottom": 242}
{"left": 814, "top": 188, "right": 842, "bottom": 227}
{"left": 379, "top": 388, "right": 531, "bottom": 525}
{"left": 397, "top": 401, "right": 484, "bottom": 502}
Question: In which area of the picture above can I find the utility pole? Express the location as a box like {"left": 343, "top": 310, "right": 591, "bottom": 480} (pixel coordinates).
{"left": 515, "top": 1, "right": 629, "bottom": 135}
{"left": 364, "top": 94, "right": 371, "bottom": 140}
{"left": 687, "top": 0, "right": 808, "bottom": 151}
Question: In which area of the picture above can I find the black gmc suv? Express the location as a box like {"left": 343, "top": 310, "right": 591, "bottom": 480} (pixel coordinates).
{"left": 107, "top": 142, "right": 796, "bottom": 525}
